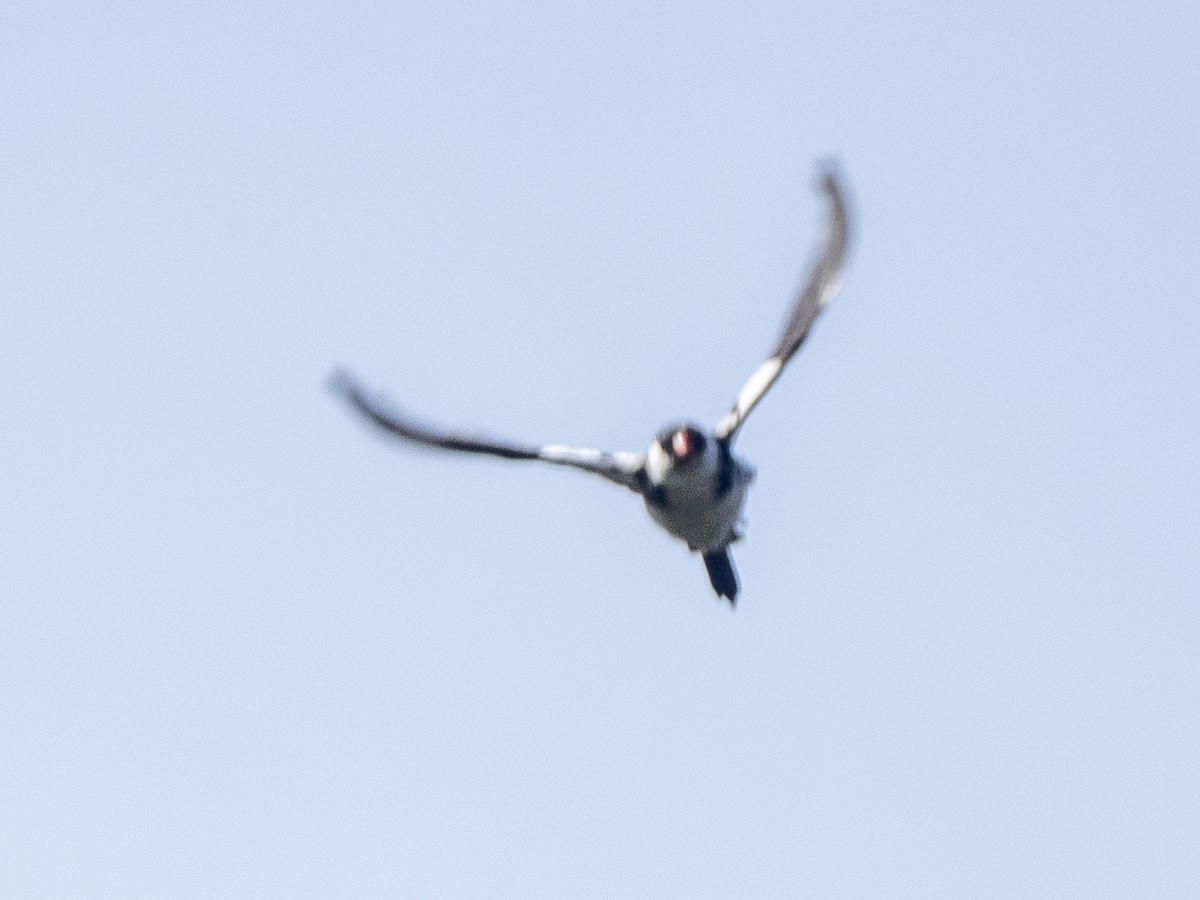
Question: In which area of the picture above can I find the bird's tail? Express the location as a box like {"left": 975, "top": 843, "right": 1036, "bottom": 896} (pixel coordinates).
{"left": 702, "top": 550, "right": 739, "bottom": 606}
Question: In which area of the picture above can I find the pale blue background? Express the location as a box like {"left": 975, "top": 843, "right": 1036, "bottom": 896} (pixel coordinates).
{"left": 4, "top": 2, "right": 1198, "bottom": 897}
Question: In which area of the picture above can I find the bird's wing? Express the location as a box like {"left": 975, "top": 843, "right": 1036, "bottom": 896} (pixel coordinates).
{"left": 330, "top": 369, "right": 646, "bottom": 493}
{"left": 712, "top": 164, "right": 851, "bottom": 443}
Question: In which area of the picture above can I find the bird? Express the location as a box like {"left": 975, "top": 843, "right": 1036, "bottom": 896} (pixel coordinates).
{"left": 331, "top": 163, "right": 851, "bottom": 605}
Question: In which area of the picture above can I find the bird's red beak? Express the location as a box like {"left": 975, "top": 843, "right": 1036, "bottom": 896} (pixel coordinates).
{"left": 672, "top": 430, "right": 694, "bottom": 460}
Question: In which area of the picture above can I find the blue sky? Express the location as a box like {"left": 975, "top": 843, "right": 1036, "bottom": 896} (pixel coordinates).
{"left": 4, "top": 1, "right": 1198, "bottom": 896}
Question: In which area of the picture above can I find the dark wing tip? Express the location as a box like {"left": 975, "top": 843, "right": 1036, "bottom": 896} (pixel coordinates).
{"left": 815, "top": 159, "right": 852, "bottom": 255}
{"left": 327, "top": 367, "right": 423, "bottom": 440}
{"left": 328, "top": 367, "right": 393, "bottom": 429}
{"left": 327, "top": 366, "right": 365, "bottom": 403}
{"left": 815, "top": 155, "right": 841, "bottom": 182}
{"left": 761, "top": 161, "right": 853, "bottom": 365}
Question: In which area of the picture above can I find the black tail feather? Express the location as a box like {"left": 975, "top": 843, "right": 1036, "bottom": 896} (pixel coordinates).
{"left": 702, "top": 550, "right": 739, "bottom": 605}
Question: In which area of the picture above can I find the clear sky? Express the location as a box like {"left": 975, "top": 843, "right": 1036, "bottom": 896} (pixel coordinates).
{"left": 4, "top": 1, "right": 1198, "bottom": 896}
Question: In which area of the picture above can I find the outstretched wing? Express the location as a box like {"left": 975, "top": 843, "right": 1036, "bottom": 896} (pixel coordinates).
{"left": 330, "top": 368, "right": 646, "bottom": 493}
{"left": 713, "top": 164, "right": 851, "bottom": 443}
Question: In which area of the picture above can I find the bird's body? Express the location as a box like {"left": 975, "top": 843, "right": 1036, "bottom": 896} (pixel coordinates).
{"left": 641, "top": 424, "right": 753, "bottom": 553}
{"left": 333, "top": 164, "right": 851, "bottom": 605}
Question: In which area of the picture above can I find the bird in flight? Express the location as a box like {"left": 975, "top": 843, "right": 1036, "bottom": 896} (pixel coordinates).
{"left": 332, "top": 164, "right": 851, "bottom": 605}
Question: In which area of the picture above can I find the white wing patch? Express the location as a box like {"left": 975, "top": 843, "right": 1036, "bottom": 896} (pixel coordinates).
{"left": 541, "top": 445, "right": 602, "bottom": 463}
{"left": 541, "top": 445, "right": 641, "bottom": 469}
{"left": 714, "top": 356, "right": 782, "bottom": 440}
{"left": 735, "top": 356, "right": 784, "bottom": 420}
{"left": 816, "top": 273, "right": 843, "bottom": 309}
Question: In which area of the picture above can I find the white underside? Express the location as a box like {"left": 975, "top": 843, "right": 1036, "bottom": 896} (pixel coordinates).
{"left": 646, "top": 480, "right": 749, "bottom": 552}
{"left": 644, "top": 441, "right": 755, "bottom": 552}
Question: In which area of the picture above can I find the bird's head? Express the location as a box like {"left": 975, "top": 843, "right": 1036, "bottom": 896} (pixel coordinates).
{"left": 656, "top": 424, "right": 708, "bottom": 466}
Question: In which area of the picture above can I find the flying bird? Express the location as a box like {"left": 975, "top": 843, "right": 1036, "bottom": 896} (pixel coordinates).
{"left": 332, "top": 164, "right": 851, "bottom": 605}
